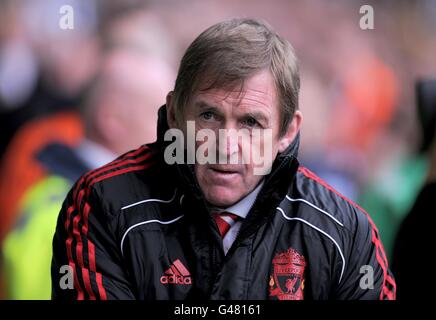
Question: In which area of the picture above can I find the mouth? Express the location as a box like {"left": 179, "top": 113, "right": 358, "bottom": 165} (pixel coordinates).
{"left": 208, "top": 165, "right": 241, "bottom": 175}
{"left": 206, "top": 165, "right": 242, "bottom": 182}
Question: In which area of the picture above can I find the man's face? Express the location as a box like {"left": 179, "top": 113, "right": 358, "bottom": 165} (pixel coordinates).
{"left": 169, "top": 69, "right": 301, "bottom": 207}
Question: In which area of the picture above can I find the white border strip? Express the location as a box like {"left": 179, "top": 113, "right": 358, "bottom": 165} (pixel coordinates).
{"left": 120, "top": 215, "right": 184, "bottom": 256}
{"left": 121, "top": 189, "right": 178, "bottom": 211}
{"left": 276, "top": 207, "right": 345, "bottom": 283}
{"left": 286, "top": 195, "right": 344, "bottom": 227}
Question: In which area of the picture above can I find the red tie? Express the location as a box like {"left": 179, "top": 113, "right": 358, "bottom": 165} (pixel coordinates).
{"left": 213, "top": 212, "right": 239, "bottom": 238}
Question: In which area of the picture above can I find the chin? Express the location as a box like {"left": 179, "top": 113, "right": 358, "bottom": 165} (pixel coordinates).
{"left": 203, "top": 186, "right": 242, "bottom": 207}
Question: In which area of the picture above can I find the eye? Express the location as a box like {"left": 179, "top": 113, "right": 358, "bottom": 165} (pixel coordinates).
{"left": 242, "top": 116, "right": 260, "bottom": 128}
{"left": 200, "top": 111, "right": 215, "bottom": 121}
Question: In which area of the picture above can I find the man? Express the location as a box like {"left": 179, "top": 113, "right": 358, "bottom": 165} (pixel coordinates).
{"left": 3, "top": 48, "right": 174, "bottom": 299}
{"left": 51, "top": 18, "right": 396, "bottom": 300}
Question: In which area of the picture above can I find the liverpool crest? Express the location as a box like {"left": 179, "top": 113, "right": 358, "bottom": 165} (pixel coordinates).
{"left": 269, "top": 248, "right": 306, "bottom": 300}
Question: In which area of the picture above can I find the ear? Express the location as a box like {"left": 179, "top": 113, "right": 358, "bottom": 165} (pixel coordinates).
{"left": 278, "top": 110, "right": 303, "bottom": 153}
{"left": 166, "top": 91, "right": 178, "bottom": 129}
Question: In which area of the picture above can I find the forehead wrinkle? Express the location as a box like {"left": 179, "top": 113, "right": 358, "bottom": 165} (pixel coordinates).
{"left": 195, "top": 84, "right": 276, "bottom": 113}
{"left": 238, "top": 85, "right": 275, "bottom": 101}
{"left": 238, "top": 94, "right": 272, "bottom": 107}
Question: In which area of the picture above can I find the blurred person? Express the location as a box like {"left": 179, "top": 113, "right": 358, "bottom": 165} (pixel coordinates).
{"left": 0, "top": 112, "right": 84, "bottom": 243}
{"left": 329, "top": 53, "right": 412, "bottom": 259}
{"left": 0, "top": 0, "right": 99, "bottom": 157}
{"left": 2, "top": 48, "right": 175, "bottom": 299}
{"left": 99, "top": 6, "right": 178, "bottom": 66}
{"left": 0, "top": 0, "right": 100, "bottom": 242}
{"left": 51, "top": 19, "right": 395, "bottom": 300}
{"left": 0, "top": 110, "right": 83, "bottom": 299}
{"left": 320, "top": 47, "right": 400, "bottom": 201}
{"left": 391, "top": 79, "right": 436, "bottom": 300}
{"left": 0, "top": 0, "right": 98, "bottom": 298}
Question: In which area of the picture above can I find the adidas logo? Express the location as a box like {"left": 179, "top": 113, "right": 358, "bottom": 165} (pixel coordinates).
{"left": 160, "top": 259, "right": 192, "bottom": 285}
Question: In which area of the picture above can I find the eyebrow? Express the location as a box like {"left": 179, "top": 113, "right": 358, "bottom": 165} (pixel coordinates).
{"left": 194, "top": 101, "right": 226, "bottom": 118}
{"left": 195, "top": 101, "right": 220, "bottom": 111}
{"left": 195, "top": 101, "right": 270, "bottom": 126}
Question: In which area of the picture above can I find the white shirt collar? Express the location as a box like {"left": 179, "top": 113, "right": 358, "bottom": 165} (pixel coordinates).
{"left": 76, "top": 139, "right": 117, "bottom": 170}
{"left": 212, "top": 180, "right": 264, "bottom": 219}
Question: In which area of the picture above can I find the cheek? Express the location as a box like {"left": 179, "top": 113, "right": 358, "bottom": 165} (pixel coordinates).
{"left": 195, "top": 164, "right": 205, "bottom": 175}
{"left": 242, "top": 134, "right": 279, "bottom": 168}
{"left": 195, "top": 165, "right": 209, "bottom": 183}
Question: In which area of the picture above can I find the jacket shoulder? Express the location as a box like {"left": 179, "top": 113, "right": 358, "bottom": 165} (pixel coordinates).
{"left": 292, "top": 166, "right": 373, "bottom": 233}
{"left": 292, "top": 167, "right": 395, "bottom": 299}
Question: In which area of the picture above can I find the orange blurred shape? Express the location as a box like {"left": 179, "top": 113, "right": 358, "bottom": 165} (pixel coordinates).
{"left": 345, "top": 55, "right": 398, "bottom": 127}
{"left": 0, "top": 111, "right": 83, "bottom": 242}
{"left": 329, "top": 54, "right": 399, "bottom": 152}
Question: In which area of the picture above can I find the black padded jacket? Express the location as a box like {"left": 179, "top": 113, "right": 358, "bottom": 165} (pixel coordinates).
{"left": 51, "top": 106, "right": 396, "bottom": 300}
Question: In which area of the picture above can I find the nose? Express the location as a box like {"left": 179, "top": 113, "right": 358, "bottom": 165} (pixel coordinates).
{"left": 216, "top": 123, "right": 241, "bottom": 163}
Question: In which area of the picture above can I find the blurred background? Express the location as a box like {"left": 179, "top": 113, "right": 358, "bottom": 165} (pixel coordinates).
{"left": 0, "top": 0, "right": 435, "bottom": 300}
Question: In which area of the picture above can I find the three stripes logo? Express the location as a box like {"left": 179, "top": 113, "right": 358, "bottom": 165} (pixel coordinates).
{"left": 160, "top": 259, "right": 192, "bottom": 285}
